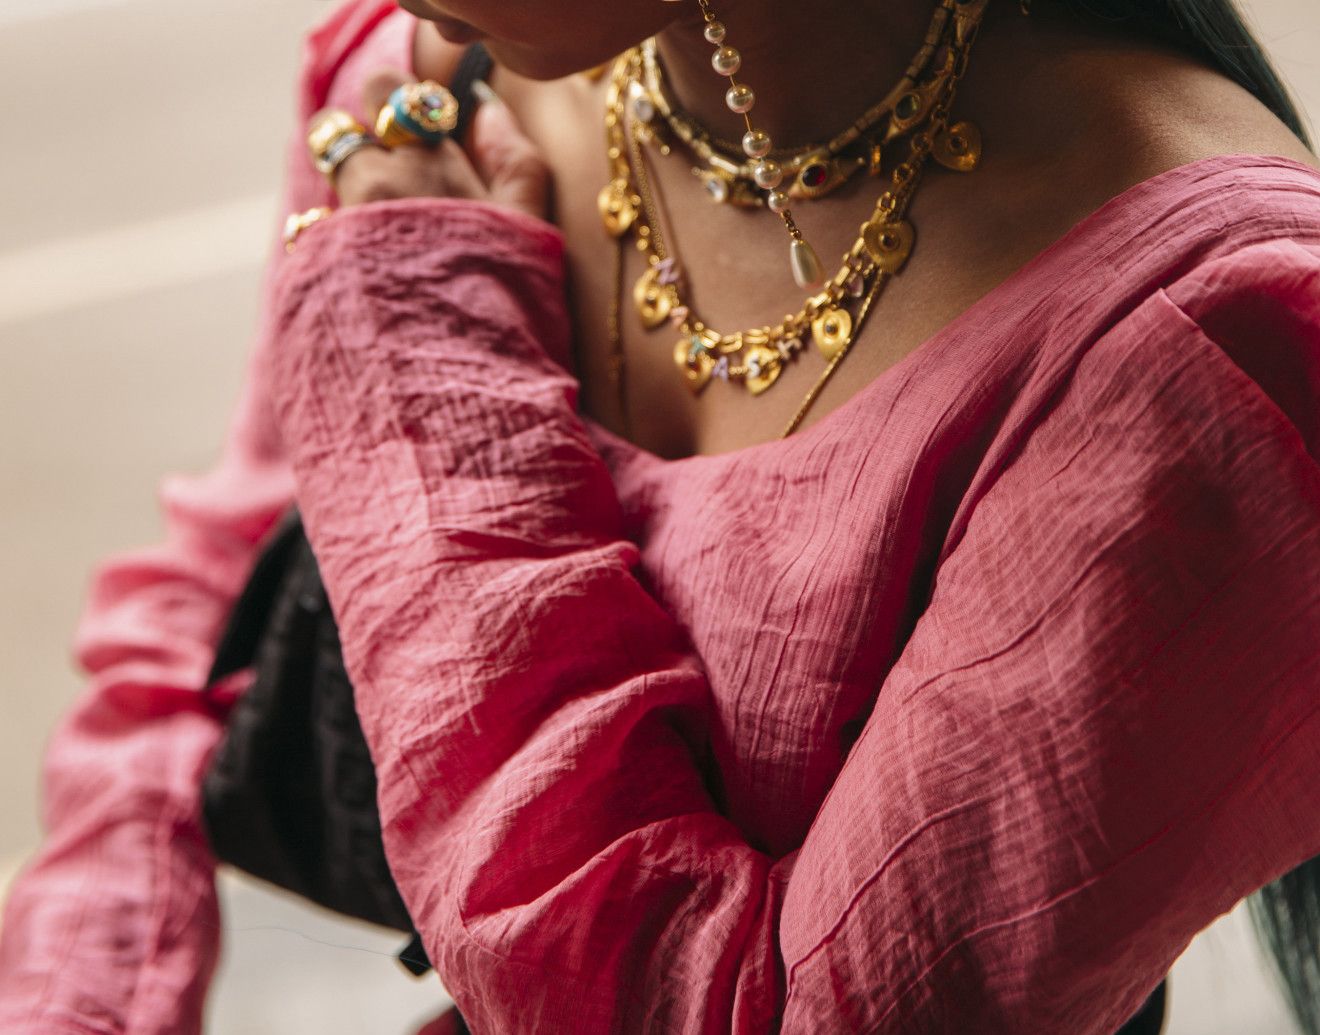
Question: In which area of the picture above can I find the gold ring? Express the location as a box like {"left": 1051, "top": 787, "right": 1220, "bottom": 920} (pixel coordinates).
{"left": 306, "top": 109, "right": 378, "bottom": 184}
{"left": 375, "top": 81, "right": 459, "bottom": 148}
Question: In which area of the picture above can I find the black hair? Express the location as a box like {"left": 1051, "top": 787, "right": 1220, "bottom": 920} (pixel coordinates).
{"left": 1050, "top": 2, "right": 1316, "bottom": 1026}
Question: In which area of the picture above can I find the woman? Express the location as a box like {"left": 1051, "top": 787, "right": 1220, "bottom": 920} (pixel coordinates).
{"left": 2, "top": 0, "right": 1319, "bottom": 1031}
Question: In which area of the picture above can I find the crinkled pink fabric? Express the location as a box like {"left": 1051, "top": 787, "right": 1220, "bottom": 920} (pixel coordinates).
{"left": 3, "top": 1, "right": 1320, "bottom": 1031}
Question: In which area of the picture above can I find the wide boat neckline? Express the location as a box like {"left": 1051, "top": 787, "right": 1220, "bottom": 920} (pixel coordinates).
{"left": 584, "top": 151, "right": 1320, "bottom": 470}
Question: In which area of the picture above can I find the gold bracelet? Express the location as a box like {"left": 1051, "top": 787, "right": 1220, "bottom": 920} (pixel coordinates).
{"left": 283, "top": 206, "right": 333, "bottom": 253}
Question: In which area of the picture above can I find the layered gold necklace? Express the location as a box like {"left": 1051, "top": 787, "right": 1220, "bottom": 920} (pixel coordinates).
{"left": 598, "top": 0, "right": 990, "bottom": 438}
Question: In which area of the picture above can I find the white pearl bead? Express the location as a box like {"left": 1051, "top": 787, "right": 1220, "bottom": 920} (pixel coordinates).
{"left": 742, "top": 129, "right": 772, "bottom": 158}
{"left": 711, "top": 46, "right": 741, "bottom": 77}
{"left": 753, "top": 160, "right": 783, "bottom": 190}
{"left": 767, "top": 190, "right": 789, "bottom": 213}
{"left": 726, "top": 84, "right": 755, "bottom": 114}
{"left": 703, "top": 21, "right": 727, "bottom": 44}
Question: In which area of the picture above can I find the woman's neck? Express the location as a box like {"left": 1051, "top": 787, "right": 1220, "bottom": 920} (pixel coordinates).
{"left": 653, "top": 0, "right": 979, "bottom": 150}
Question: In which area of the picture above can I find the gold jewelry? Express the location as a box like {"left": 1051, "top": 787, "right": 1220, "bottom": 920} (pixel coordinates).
{"left": 283, "top": 207, "right": 333, "bottom": 253}
{"left": 635, "top": 4, "right": 958, "bottom": 210}
{"left": 307, "top": 110, "right": 378, "bottom": 185}
{"left": 616, "top": 54, "right": 908, "bottom": 397}
{"left": 375, "top": 81, "right": 460, "bottom": 148}
{"left": 601, "top": 0, "right": 988, "bottom": 434}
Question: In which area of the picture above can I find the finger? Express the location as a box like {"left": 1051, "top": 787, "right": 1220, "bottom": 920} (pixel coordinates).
{"left": 467, "top": 84, "right": 551, "bottom": 220}
{"left": 305, "top": 106, "right": 385, "bottom": 198}
{"left": 335, "top": 136, "right": 487, "bottom": 206}
{"left": 428, "top": 136, "right": 491, "bottom": 200}
{"left": 361, "top": 69, "right": 411, "bottom": 127}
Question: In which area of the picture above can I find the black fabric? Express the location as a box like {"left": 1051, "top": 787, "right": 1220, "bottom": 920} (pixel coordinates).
{"left": 1116, "top": 979, "right": 1168, "bottom": 1035}
{"left": 199, "top": 509, "right": 429, "bottom": 962}
{"left": 450, "top": 42, "right": 493, "bottom": 145}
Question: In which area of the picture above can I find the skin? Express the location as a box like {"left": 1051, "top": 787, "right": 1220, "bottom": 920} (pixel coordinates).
{"left": 334, "top": 0, "right": 1320, "bottom": 460}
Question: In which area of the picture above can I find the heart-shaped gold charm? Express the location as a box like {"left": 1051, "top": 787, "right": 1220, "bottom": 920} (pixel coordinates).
{"left": 598, "top": 180, "right": 637, "bottom": 237}
{"left": 932, "top": 120, "right": 982, "bottom": 172}
{"left": 673, "top": 331, "right": 718, "bottom": 394}
{"left": 742, "top": 344, "right": 781, "bottom": 395}
{"left": 861, "top": 218, "right": 915, "bottom": 275}
{"left": 811, "top": 306, "right": 854, "bottom": 361}
{"left": 633, "top": 267, "right": 672, "bottom": 329}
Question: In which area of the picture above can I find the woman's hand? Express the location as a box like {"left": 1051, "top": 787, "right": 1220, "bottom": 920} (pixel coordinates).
{"left": 320, "top": 71, "right": 550, "bottom": 223}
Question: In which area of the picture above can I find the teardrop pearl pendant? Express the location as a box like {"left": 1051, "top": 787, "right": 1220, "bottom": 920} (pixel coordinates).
{"left": 790, "top": 239, "right": 825, "bottom": 291}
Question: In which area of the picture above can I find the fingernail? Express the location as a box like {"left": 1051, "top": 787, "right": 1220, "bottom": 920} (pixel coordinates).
{"left": 471, "top": 79, "right": 502, "bottom": 106}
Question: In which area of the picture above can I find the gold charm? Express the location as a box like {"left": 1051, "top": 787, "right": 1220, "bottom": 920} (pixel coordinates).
{"left": 812, "top": 306, "right": 853, "bottom": 360}
{"left": 861, "top": 219, "right": 915, "bottom": 275}
{"left": 633, "top": 267, "right": 673, "bottom": 329}
{"left": 889, "top": 78, "right": 941, "bottom": 132}
{"left": 932, "top": 121, "right": 982, "bottom": 172}
{"left": 674, "top": 329, "right": 719, "bottom": 394}
{"left": 789, "top": 156, "right": 847, "bottom": 200}
{"left": 743, "top": 344, "right": 782, "bottom": 395}
{"left": 598, "top": 180, "right": 637, "bottom": 237}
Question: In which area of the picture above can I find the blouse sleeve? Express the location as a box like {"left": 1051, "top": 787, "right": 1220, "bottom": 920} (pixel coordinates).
{"left": 267, "top": 197, "right": 1320, "bottom": 1034}
{"left": 778, "top": 238, "right": 1320, "bottom": 1033}
{"left": 0, "top": 363, "right": 292, "bottom": 1034}
{"left": 0, "top": 162, "right": 301, "bottom": 1032}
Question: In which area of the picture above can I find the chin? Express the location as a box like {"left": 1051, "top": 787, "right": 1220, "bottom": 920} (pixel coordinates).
{"left": 482, "top": 38, "right": 623, "bottom": 81}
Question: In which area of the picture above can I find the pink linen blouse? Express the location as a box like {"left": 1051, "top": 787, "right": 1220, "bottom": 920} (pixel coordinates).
{"left": 3, "top": 2, "right": 1320, "bottom": 1032}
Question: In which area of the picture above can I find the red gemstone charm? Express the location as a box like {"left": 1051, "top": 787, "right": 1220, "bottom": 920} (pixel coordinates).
{"left": 800, "top": 162, "right": 830, "bottom": 189}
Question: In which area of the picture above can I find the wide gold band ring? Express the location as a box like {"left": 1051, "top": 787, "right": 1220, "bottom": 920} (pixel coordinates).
{"left": 306, "top": 109, "right": 380, "bottom": 184}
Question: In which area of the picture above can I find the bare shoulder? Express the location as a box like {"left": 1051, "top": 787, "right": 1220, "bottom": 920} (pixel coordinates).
{"left": 1067, "top": 41, "right": 1319, "bottom": 199}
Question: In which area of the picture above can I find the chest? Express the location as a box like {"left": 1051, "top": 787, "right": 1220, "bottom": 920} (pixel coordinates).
{"left": 506, "top": 73, "right": 1065, "bottom": 461}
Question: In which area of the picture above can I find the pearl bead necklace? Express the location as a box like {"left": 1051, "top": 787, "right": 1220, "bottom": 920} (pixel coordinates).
{"left": 660, "top": 0, "right": 826, "bottom": 290}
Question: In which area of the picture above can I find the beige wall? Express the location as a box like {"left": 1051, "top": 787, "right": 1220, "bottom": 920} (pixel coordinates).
{"left": 1, "top": 1, "right": 1317, "bottom": 1032}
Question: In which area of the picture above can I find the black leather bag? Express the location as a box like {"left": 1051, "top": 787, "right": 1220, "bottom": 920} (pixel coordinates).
{"left": 198, "top": 508, "right": 433, "bottom": 976}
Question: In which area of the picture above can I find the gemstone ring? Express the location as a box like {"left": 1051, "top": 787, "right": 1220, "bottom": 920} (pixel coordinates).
{"left": 375, "top": 81, "right": 460, "bottom": 148}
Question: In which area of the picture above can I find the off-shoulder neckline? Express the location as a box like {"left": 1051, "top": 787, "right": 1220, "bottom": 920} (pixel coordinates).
{"left": 586, "top": 151, "right": 1320, "bottom": 470}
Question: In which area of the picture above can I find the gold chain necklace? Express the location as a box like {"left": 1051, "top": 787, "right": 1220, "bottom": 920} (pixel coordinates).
{"left": 634, "top": 2, "right": 957, "bottom": 209}
{"left": 599, "top": 0, "right": 988, "bottom": 437}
